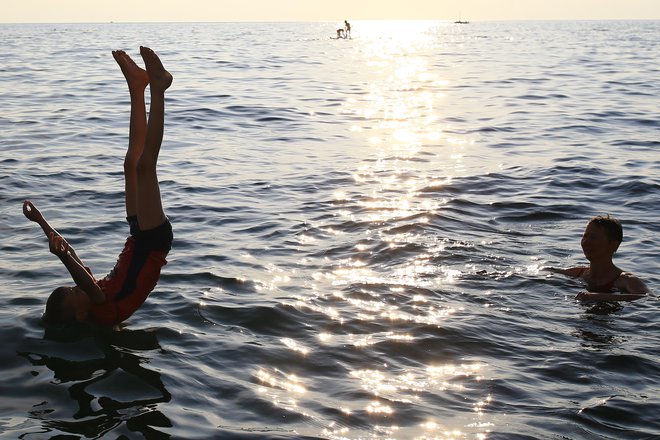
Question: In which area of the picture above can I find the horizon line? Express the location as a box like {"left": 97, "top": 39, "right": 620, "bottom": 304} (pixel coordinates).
{"left": 3, "top": 18, "right": 660, "bottom": 25}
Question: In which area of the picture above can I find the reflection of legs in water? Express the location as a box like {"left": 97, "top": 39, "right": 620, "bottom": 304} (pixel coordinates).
{"left": 113, "top": 46, "right": 172, "bottom": 231}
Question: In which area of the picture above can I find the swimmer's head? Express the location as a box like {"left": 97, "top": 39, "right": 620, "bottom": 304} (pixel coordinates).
{"left": 42, "top": 286, "right": 90, "bottom": 326}
{"left": 581, "top": 215, "right": 622, "bottom": 260}
{"left": 587, "top": 215, "right": 623, "bottom": 244}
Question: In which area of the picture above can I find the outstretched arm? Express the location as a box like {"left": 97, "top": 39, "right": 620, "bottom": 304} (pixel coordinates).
{"left": 24, "top": 200, "right": 55, "bottom": 237}
{"left": 49, "top": 233, "right": 105, "bottom": 303}
{"left": 23, "top": 200, "right": 104, "bottom": 303}
{"left": 546, "top": 266, "right": 585, "bottom": 277}
{"left": 23, "top": 200, "right": 84, "bottom": 266}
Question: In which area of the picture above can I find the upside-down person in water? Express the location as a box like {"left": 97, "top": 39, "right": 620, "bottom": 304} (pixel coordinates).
{"left": 24, "top": 47, "right": 174, "bottom": 326}
{"left": 549, "top": 215, "right": 650, "bottom": 301}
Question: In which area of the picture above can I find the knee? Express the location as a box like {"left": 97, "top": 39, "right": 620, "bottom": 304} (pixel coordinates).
{"left": 124, "top": 156, "right": 138, "bottom": 174}
{"left": 136, "top": 155, "right": 157, "bottom": 177}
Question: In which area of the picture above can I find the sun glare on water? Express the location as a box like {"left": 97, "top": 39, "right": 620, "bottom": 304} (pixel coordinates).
{"left": 254, "top": 20, "right": 491, "bottom": 439}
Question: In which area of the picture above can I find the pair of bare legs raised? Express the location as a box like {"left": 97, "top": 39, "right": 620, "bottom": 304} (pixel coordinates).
{"left": 112, "top": 46, "right": 172, "bottom": 231}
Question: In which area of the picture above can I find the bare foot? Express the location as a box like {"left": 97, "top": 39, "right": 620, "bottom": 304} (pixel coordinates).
{"left": 140, "top": 46, "right": 172, "bottom": 92}
{"left": 112, "top": 50, "right": 149, "bottom": 92}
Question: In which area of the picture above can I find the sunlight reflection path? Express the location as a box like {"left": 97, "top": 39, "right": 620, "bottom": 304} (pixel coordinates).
{"left": 254, "top": 21, "right": 494, "bottom": 439}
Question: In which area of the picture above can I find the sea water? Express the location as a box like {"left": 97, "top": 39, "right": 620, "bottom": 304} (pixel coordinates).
{"left": 0, "top": 21, "right": 659, "bottom": 439}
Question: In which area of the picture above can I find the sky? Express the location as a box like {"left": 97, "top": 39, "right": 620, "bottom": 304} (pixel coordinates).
{"left": 3, "top": 0, "right": 660, "bottom": 23}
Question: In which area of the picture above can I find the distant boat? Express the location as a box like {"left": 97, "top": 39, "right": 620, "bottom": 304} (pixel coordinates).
{"left": 454, "top": 14, "right": 469, "bottom": 24}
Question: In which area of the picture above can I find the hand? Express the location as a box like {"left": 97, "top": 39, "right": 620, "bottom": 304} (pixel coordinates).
{"left": 575, "top": 291, "right": 589, "bottom": 300}
{"left": 49, "top": 232, "right": 70, "bottom": 258}
{"left": 23, "top": 200, "right": 43, "bottom": 223}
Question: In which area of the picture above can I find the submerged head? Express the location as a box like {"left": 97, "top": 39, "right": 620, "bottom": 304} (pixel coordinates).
{"left": 42, "top": 286, "right": 91, "bottom": 326}
{"left": 581, "top": 215, "right": 623, "bottom": 261}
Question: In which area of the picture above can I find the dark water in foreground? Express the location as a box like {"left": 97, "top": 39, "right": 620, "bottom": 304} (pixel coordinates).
{"left": 1, "top": 21, "right": 659, "bottom": 439}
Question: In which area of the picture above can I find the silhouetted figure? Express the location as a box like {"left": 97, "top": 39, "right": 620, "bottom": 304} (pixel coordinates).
{"left": 24, "top": 47, "right": 174, "bottom": 327}
{"left": 548, "top": 215, "right": 650, "bottom": 301}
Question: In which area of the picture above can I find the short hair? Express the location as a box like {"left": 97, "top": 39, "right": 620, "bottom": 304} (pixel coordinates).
{"left": 42, "top": 286, "right": 72, "bottom": 326}
{"left": 588, "top": 215, "right": 623, "bottom": 244}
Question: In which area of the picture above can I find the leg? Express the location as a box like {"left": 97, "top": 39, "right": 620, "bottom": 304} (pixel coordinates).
{"left": 136, "top": 46, "right": 173, "bottom": 231}
{"left": 113, "top": 50, "right": 149, "bottom": 218}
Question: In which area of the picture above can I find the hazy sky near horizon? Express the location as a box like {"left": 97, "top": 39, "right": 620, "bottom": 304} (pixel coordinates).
{"left": 4, "top": 0, "right": 660, "bottom": 23}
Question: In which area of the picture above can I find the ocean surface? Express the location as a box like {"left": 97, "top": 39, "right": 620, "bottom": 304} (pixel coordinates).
{"left": 1, "top": 20, "right": 659, "bottom": 439}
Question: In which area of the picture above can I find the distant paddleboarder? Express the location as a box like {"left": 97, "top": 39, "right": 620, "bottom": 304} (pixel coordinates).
{"left": 334, "top": 20, "right": 351, "bottom": 39}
